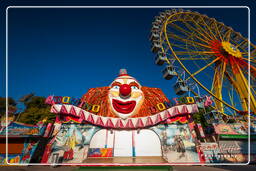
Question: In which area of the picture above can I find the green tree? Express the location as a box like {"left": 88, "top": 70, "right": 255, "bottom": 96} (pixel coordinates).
{"left": 0, "top": 97, "right": 17, "bottom": 116}
{"left": 192, "top": 106, "right": 214, "bottom": 128}
{"left": 17, "top": 96, "right": 56, "bottom": 125}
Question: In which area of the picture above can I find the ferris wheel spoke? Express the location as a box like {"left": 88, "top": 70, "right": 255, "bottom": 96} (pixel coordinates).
{"left": 231, "top": 62, "right": 256, "bottom": 112}
{"left": 237, "top": 57, "right": 256, "bottom": 74}
{"left": 251, "top": 87, "right": 256, "bottom": 98}
{"left": 169, "top": 23, "right": 211, "bottom": 44}
{"left": 242, "top": 53, "right": 256, "bottom": 60}
{"left": 181, "top": 20, "right": 213, "bottom": 42}
{"left": 241, "top": 57, "right": 255, "bottom": 63}
{"left": 190, "top": 32, "right": 212, "bottom": 45}
{"left": 178, "top": 57, "right": 211, "bottom": 60}
{"left": 236, "top": 39, "right": 248, "bottom": 49}
{"left": 171, "top": 40, "right": 209, "bottom": 51}
{"left": 180, "top": 20, "right": 211, "bottom": 42}
{"left": 225, "top": 72, "right": 239, "bottom": 94}
{"left": 185, "top": 57, "right": 221, "bottom": 81}
{"left": 185, "top": 16, "right": 214, "bottom": 41}
{"left": 223, "top": 29, "right": 232, "bottom": 42}
{"left": 212, "top": 61, "right": 227, "bottom": 112}
{"left": 170, "top": 51, "right": 213, "bottom": 60}
{"left": 169, "top": 23, "right": 193, "bottom": 37}
{"left": 251, "top": 43, "right": 256, "bottom": 49}
{"left": 250, "top": 49, "right": 256, "bottom": 57}
{"left": 167, "top": 33, "right": 211, "bottom": 49}
{"left": 213, "top": 22, "right": 224, "bottom": 42}
{"left": 249, "top": 65, "right": 256, "bottom": 77}
{"left": 241, "top": 52, "right": 249, "bottom": 55}
{"left": 170, "top": 23, "right": 209, "bottom": 44}
{"left": 229, "top": 39, "right": 248, "bottom": 53}
{"left": 174, "top": 51, "right": 216, "bottom": 55}
{"left": 227, "top": 85, "right": 235, "bottom": 107}
{"left": 197, "top": 16, "right": 218, "bottom": 41}
{"left": 170, "top": 42, "right": 198, "bottom": 51}
{"left": 224, "top": 71, "right": 253, "bottom": 111}
{"left": 192, "top": 57, "right": 217, "bottom": 81}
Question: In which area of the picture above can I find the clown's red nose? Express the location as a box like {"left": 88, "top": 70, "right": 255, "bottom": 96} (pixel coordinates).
{"left": 119, "top": 84, "right": 131, "bottom": 97}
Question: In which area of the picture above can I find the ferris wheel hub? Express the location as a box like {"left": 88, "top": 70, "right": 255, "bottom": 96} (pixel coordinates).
{"left": 221, "top": 41, "right": 242, "bottom": 58}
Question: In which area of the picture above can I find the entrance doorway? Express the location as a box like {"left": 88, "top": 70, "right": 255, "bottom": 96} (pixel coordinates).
{"left": 135, "top": 129, "right": 162, "bottom": 156}
{"left": 89, "top": 129, "right": 162, "bottom": 157}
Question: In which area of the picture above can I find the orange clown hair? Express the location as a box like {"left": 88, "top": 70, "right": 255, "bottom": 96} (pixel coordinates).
{"left": 81, "top": 86, "right": 169, "bottom": 118}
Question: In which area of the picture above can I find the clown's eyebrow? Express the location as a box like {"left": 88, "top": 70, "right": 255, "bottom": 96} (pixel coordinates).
{"left": 129, "top": 81, "right": 139, "bottom": 88}
{"left": 111, "top": 81, "right": 122, "bottom": 87}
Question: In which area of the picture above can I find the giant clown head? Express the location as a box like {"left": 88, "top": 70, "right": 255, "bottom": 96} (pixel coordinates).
{"left": 81, "top": 69, "right": 169, "bottom": 119}
{"left": 108, "top": 69, "right": 144, "bottom": 119}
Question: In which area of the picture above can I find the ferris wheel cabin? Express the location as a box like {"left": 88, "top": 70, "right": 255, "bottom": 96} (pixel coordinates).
{"left": 173, "top": 81, "right": 189, "bottom": 95}
{"left": 204, "top": 110, "right": 224, "bottom": 124}
{"left": 155, "top": 51, "right": 167, "bottom": 65}
{"left": 162, "top": 65, "right": 177, "bottom": 80}
{"left": 154, "top": 16, "right": 163, "bottom": 24}
{"left": 151, "top": 40, "right": 162, "bottom": 53}
{"left": 150, "top": 31, "right": 160, "bottom": 42}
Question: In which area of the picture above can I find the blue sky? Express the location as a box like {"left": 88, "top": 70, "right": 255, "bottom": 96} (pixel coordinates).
{"left": 0, "top": 4, "right": 254, "bottom": 112}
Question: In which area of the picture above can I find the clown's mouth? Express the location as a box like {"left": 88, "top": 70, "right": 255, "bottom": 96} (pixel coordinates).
{"left": 112, "top": 99, "right": 136, "bottom": 114}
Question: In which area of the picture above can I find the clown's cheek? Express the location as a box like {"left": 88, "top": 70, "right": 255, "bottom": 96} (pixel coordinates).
{"left": 109, "top": 91, "right": 119, "bottom": 97}
{"left": 130, "top": 92, "right": 143, "bottom": 99}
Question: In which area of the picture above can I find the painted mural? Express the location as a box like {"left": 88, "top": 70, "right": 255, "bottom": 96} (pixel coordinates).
{"left": 0, "top": 154, "right": 22, "bottom": 165}
{"left": 47, "top": 123, "right": 99, "bottom": 164}
{"left": 39, "top": 69, "right": 255, "bottom": 165}
{"left": 0, "top": 122, "right": 46, "bottom": 136}
{"left": 152, "top": 124, "right": 200, "bottom": 163}
{"left": 20, "top": 139, "right": 39, "bottom": 164}
{"left": 0, "top": 121, "right": 47, "bottom": 165}
{"left": 88, "top": 148, "right": 113, "bottom": 157}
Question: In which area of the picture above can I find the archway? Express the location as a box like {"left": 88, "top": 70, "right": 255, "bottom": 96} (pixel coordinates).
{"left": 89, "top": 129, "right": 162, "bottom": 157}
{"left": 134, "top": 129, "right": 162, "bottom": 156}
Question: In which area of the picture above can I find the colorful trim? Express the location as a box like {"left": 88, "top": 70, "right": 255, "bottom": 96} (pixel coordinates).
{"left": 50, "top": 104, "right": 198, "bottom": 129}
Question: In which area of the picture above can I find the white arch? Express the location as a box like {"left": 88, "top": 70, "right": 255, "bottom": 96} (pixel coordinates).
{"left": 89, "top": 129, "right": 162, "bottom": 157}
{"left": 135, "top": 129, "right": 162, "bottom": 156}
{"left": 89, "top": 129, "right": 114, "bottom": 148}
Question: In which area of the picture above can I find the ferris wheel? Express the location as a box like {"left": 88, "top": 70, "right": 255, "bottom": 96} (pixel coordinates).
{"left": 150, "top": 9, "right": 256, "bottom": 115}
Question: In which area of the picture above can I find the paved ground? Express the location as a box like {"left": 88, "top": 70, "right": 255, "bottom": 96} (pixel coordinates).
{"left": 84, "top": 156, "right": 167, "bottom": 163}
{"left": 0, "top": 165, "right": 255, "bottom": 171}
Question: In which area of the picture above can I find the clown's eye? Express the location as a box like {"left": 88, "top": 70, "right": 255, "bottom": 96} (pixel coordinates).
{"left": 113, "top": 85, "right": 120, "bottom": 89}
{"left": 131, "top": 86, "right": 139, "bottom": 90}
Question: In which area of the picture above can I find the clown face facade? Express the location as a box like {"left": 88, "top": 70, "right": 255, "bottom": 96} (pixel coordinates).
{"left": 108, "top": 70, "right": 144, "bottom": 119}
{"left": 43, "top": 68, "right": 218, "bottom": 164}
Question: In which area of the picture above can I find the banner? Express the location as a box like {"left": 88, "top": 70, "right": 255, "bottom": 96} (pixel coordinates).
{"left": 213, "top": 123, "right": 247, "bottom": 135}
{"left": 219, "top": 140, "right": 249, "bottom": 163}
{"left": 199, "top": 143, "right": 222, "bottom": 163}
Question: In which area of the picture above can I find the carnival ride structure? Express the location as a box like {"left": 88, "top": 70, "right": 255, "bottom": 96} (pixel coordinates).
{"left": 150, "top": 9, "right": 256, "bottom": 117}
{"left": 2, "top": 8, "right": 255, "bottom": 166}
